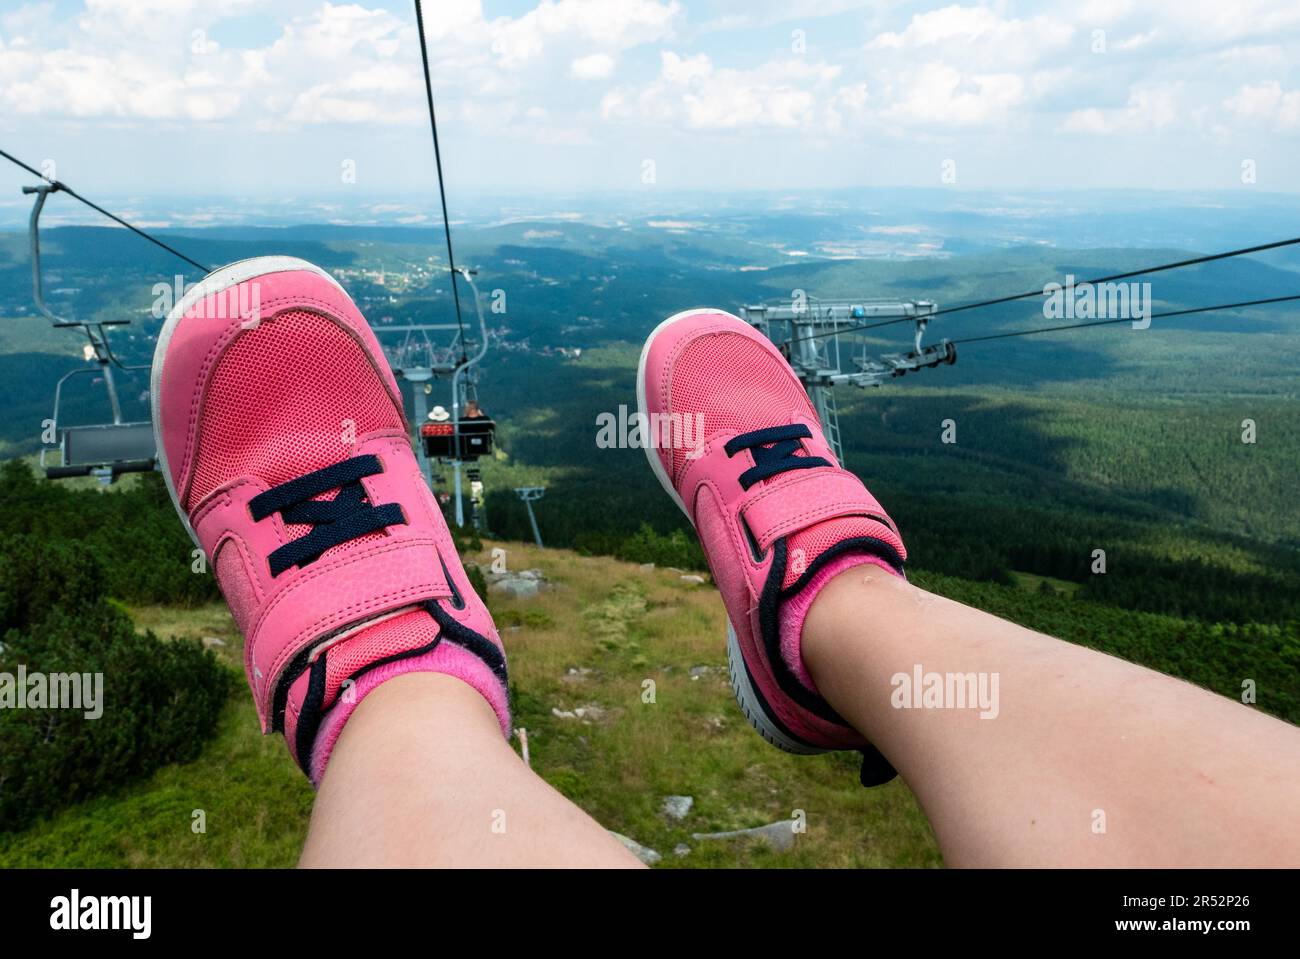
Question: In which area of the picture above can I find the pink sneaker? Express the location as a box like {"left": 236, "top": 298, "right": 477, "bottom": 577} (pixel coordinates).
{"left": 637, "top": 309, "right": 906, "bottom": 784}
{"left": 151, "top": 256, "right": 508, "bottom": 783}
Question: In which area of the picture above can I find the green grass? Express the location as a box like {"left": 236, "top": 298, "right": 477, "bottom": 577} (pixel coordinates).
{"left": 0, "top": 698, "right": 314, "bottom": 868}
{"left": 0, "top": 600, "right": 312, "bottom": 868}
{"left": 4, "top": 537, "right": 1294, "bottom": 868}
{"left": 1009, "top": 571, "right": 1082, "bottom": 597}
{"left": 0, "top": 540, "right": 943, "bottom": 868}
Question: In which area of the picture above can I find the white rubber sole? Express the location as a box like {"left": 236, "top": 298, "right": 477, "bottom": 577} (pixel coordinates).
{"left": 150, "top": 255, "right": 344, "bottom": 549}
{"left": 726, "top": 623, "right": 824, "bottom": 755}
{"left": 636, "top": 307, "right": 823, "bottom": 756}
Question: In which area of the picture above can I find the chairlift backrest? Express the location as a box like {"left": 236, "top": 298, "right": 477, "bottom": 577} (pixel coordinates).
{"left": 420, "top": 416, "right": 496, "bottom": 462}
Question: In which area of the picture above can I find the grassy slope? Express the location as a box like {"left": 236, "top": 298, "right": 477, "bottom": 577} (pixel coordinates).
{"left": 7, "top": 536, "right": 1291, "bottom": 868}
{"left": 2, "top": 541, "right": 942, "bottom": 868}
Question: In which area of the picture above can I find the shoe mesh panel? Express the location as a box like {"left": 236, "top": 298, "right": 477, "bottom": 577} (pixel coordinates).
{"left": 668, "top": 331, "right": 814, "bottom": 481}
{"left": 190, "top": 309, "right": 400, "bottom": 506}
{"left": 322, "top": 608, "right": 440, "bottom": 709}
{"left": 190, "top": 310, "right": 401, "bottom": 565}
{"left": 785, "top": 517, "right": 890, "bottom": 589}
{"left": 666, "top": 331, "right": 893, "bottom": 590}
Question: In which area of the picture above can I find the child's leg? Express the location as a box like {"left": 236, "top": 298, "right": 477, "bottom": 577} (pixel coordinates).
{"left": 802, "top": 565, "right": 1300, "bottom": 867}
{"left": 301, "top": 673, "right": 642, "bottom": 868}
{"left": 152, "top": 259, "right": 639, "bottom": 868}
{"left": 637, "top": 307, "right": 1300, "bottom": 868}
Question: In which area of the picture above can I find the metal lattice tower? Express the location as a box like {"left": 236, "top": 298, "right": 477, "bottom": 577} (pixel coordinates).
{"left": 739, "top": 297, "right": 955, "bottom": 463}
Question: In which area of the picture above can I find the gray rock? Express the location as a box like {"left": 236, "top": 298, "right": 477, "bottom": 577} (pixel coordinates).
{"left": 201, "top": 636, "right": 227, "bottom": 649}
{"left": 662, "top": 795, "right": 694, "bottom": 821}
{"left": 639, "top": 563, "right": 655, "bottom": 571}
{"left": 489, "top": 577, "right": 540, "bottom": 598}
{"left": 691, "top": 820, "right": 798, "bottom": 853}
{"left": 552, "top": 704, "right": 608, "bottom": 723}
{"left": 673, "top": 843, "right": 692, "bottom": 857}
{"left": 610, "top": 831, "right": 661, "bottom": 865}
{"left": 679, "top": 574, "right": 705, "bottom": 584}
{"left": 486, "top": 567, "right": 547, "bottom": 599}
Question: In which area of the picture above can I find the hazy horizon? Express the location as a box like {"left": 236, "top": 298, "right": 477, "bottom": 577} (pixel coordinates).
{"left": 3, "top": 1, "right": 1299, "bottom": 202}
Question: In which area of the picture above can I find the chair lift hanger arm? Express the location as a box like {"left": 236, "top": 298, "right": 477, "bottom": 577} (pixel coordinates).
{"left": 2, "top": 146, "right": 209, "bottom": 273}
{"left": 15, "top": 173, "right": 157, "bottom": 481}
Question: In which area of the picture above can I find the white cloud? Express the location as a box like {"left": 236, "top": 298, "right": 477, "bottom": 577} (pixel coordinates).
{"left": 1061, "top": 84, "right": 1182, "bottom": 134}
{"left": 603, "top": 50, "right": 849, "bottom": 130}
{"left": 3, "top": 0, "right": 1299, "bottom": 195}
{"left": 1076, "top": 0, "right": 1300, "bottom": 44}
{"left": 880, "top": 60, "right": 1024, "bottom": 127}
{"left": 699, "top": 0, "right": 889, "bottom": 32}
{"left": 259, "top": 4, "right": 425, "bottom": 127}
{"left": 0, "top": 0, "right": 678, "bottom": 133}
{"left": 858, "top": 2, "right": 1300, "bottom": 138}
{"left": 1224, "top": 81, "right": 1300, "bottom": 130}
{"left": 492, "top": 0, "right": 680, "bottom": 68}
{"left": 1114, "top": 29, "right": 1158, "bottom": 51}
{"left": 571, "top": 52, "right": 615, "bottom": 79}
{"left": 868, "top": 5, "right": 1075, "bottom": 70}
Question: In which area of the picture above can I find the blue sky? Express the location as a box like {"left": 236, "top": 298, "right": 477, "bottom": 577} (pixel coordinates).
{"left": 2, "top": 0, "right": 1299, "bottom": 223}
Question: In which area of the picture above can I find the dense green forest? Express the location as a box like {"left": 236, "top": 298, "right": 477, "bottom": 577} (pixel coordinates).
{"left": 471, "top": 345, "right": 1300, "bottom": 626}
{"left": 3, "top": 221, "right": 1296, "bottom": 629}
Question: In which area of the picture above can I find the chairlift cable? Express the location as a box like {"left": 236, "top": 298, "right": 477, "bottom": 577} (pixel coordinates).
{"left": 950, "top": 294, "right": 1300, "bottom": 346}
{"left": 793, "top": 235, "right": 1300, "bottom": 344}
{"left": 0, "top": 146, "right": 210, "bottom": 273}
{"left": 412, "top": 0, "right": 469, "bottom": 362}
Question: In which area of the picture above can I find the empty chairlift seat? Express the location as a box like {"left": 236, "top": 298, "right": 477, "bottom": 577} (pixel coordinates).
{"left": 45, "top": 421, "right": 157, "bottom": 479}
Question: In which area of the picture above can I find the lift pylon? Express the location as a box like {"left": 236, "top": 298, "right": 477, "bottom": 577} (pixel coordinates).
{"left": 513, "top": 486, "right": 545, "bottom": 548}
{"left": 739, "top": 297, "right": 955, "bottom": 463}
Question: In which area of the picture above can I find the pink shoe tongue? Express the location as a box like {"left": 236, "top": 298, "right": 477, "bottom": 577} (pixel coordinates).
{"left": 319, "top": 608, "right": 441, "bottom": 711}
{"left": 783, "top": 516, "right": 897, "bottom": 589}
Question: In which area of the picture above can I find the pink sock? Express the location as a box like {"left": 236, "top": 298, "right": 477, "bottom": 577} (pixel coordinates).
{"left": 303, "top": 610, "right": 510, "bottom": 785}
{"left": 778, "top": 528, "right": 903, "bottom": 694}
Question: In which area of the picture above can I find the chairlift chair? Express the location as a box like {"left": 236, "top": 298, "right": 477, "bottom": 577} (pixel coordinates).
{"left": 24, "top": 182, "right": 157, "bottom": 482}
{"left": 419, "top": 412, "right": 496, "bottom": 462}
{"left": 383, "top": 262, "right": 496, "bottom": 527}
